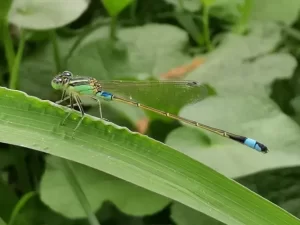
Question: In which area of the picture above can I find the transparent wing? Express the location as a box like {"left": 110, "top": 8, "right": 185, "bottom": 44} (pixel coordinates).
{"left": 99, "top": 80, "right": 211, "bottom": 114}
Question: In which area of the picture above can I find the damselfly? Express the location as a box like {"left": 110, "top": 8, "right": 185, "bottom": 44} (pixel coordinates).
{"left": 51, "top": 71, "right": 268, "bottom": 153}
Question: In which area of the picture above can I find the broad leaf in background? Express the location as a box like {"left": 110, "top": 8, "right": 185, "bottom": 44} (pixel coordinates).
{"left": 19, "top": 36, "right": 77, "bottom": 99}
{"left": 1, "top": 87, "right": 299, "bottom": 225}
{"left": 250, "top": 0, "right": 300, "bottom": 25}
{"left": 68, "top": 38, "right": 132, "bottom": 80}
{"left": 69, "top": 24, "right": 192, "bottom": 79}
{"left": 8, "top": 0, "right": 90, "bottom": 30}
{"left": 166, "top": 22, "right": 300, "bottom": 178}
{"left": 164, "top": 0, "right": 201, "bottom": 12}
{"left": 209, "top": 0, "right": 243, "bottom": 23}
{"left": 175, "top": 12, "right": 203, "bottom": 45}
{"left": 163, "top": 0, "right": 202, "bottom": 44}
{"left": 19, "top": 24, "right": 195, "bottom": 123}
{"left": 291, "top": 96, "right": 300, "bottom": 114}
{"left": 18, "top": 31, "right": 144, "bottom": 126}
{"left": 0, "top": 218, "right": 6, "bottom": 225}
{"left": 41, "top": 156, "right": 170, "bottom": 218}
{"left": 237, "top": 167, "right": 300, "bottom": 218}
{"left": 67, "top": 24, "right": 197, "bottom": 122}
{"left": 102, "top": 0, "right": 134, "bottom": 17}
{"left": 171, "top": 202, "right": 224, "bottom": 225}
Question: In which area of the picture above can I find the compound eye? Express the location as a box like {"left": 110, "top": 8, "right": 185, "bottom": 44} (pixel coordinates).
{"left": 62, "top": 71, "right": 73, "bottom": 77}
{"left": 54, "top": 78, "right": 62, "bottom": 84}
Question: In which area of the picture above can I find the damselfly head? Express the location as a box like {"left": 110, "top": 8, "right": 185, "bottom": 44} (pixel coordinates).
{"left": 51, "top": 71, "right": 73, "bottom": 90}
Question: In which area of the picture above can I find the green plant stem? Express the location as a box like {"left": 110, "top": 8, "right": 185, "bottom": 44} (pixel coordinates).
{"left": 9, "top": 30, "right": 26, "bottom": 89}
{"left": 1, "top": 23, "right": 15, "bottom": 75}
{"left": 60, "top": 159, "right": 100, "bottom": 225}
{"left": 8, "top": 192, "right": 36, "bottom": 225}
{"left": 202, "top": 5, "right": 213, "bottom": 51}
{"left": 110, "top": 16, "right": 117, "bottom": 41}
{"left": 177, "top": 0, "right": 184, "bottom": 10}
{"left": 282, "top": 25, "right": 300, "bottom": 41}
{"left": 49, "top": 30, "right": 61, "bottom": 72}
{"left": 175, "top": 11, "right": 202, "bottom": 46}
{"left": 233, "top": 0, "right": 253, "bottom": 34}
{"left": 130, "top": 0, "right": 137, "bottom": 23}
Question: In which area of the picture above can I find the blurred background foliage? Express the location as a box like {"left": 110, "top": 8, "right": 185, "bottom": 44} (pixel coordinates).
{"left": 1, "top": 0, "right": 300, "bottom": 224}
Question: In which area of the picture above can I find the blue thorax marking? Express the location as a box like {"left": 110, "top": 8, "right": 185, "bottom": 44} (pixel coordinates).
{"left": 244, "top": 138, "right": 261, "bottom": 152}
{"left": 97, "top": 91, "right": 113, "bottom": 101}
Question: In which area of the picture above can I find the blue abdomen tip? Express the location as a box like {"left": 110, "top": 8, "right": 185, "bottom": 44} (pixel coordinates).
{"left": 244, "top": 138, "right": 268, "bottom": 153}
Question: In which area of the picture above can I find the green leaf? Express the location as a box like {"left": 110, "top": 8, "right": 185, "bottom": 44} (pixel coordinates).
{"left": 175, "top": 13, "right": 202, "bottom": 45}
{"left": 250, "top": 0, "right": 300, "bottom": 25}
{"left": 0, "top": 178, "right": 18, "bottom": 223}
{"left": 202, "top": 0, "right": 216, "bottom": 7}
{"left": 291, "top": 96, "right": 300, "bottom": 113}
{"left": 102, "top": 0, "right": 134, "bottom": 17}
{"left": 0, "top": 0, "right": 14, "bottom": 73}
{"left": 238, "top": 167, "right": 300, "bottom": 217}
{"left": 68, "top": 24, "right": 192, "bottom": 79}
{"left": 18, "top": 32, "right": 144, "bottom": 125}
{"left": 0, "top": 0, "right": 12, "bottom": 21}
{"left": 19, "top": 35, "right": 77, "bottom": 99}
{"left": 0, "top": 87, "right": 299, "bottom": 225}
{"left": 209, "top": 0, "right": 243, "bottom": 23}
{"left": 40, "top": 156, "right": 170, "bottom": 218}
{"left": 67, "top": 24, "right": 194, "bottom": 122}
{"left": 9, "top": 194, "right": 77, "bottom": 225}
{"left": 68, "top": 35, "right": 210, "bottom": 114}
{"left": 19, "top": 24, "right": 192, "bottom": 105}
{"left": 171, "top": 202, "right": 224, "bottom": 225}
{"left": 8, "top": 0, "right": 90, "bottom": 30}
{"left": 8, "top": 192, "right": 37, "bottom": 225}
{"left": 0, "top": 148, "right": 13, "bottom": 169}
{"left": 18, "top": 23, "right": 194, "bottom": 125}
{"left": 166, "top": 22, "right": 300, "bottom": 177}
{"left": 0, "top": 217, "right": 7, "bottom": 225}
{"left": 164, "top": 0, "right": 201, "bottom": 12}
{"left": 68, "top": 38, "right": 132, "bottom": 80}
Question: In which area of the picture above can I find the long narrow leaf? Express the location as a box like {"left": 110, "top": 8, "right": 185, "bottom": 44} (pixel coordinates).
{"left": 0, "top": 87, "right": 299, "bottom": 225}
